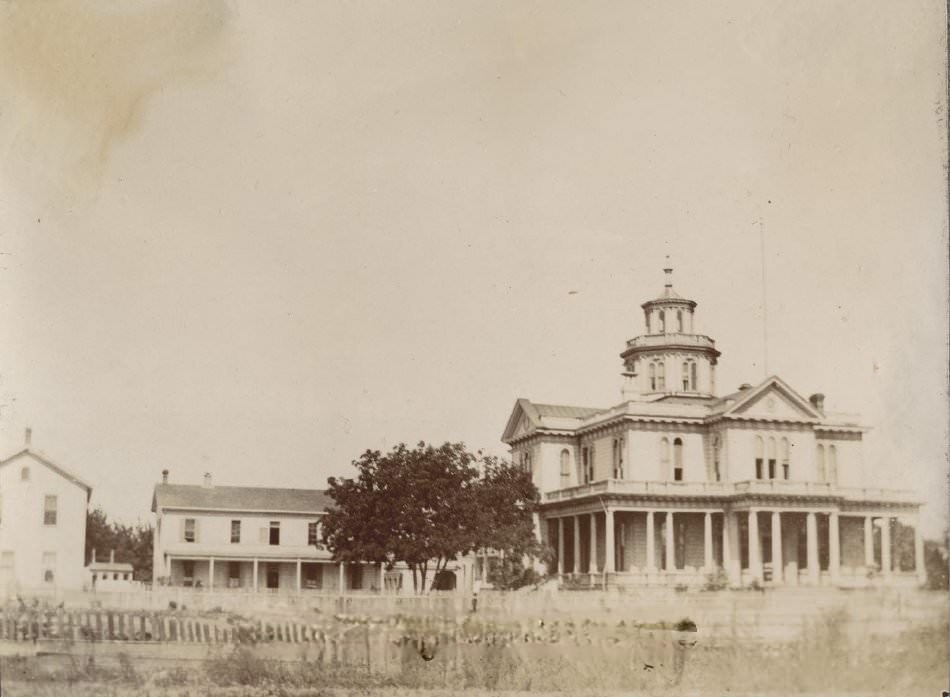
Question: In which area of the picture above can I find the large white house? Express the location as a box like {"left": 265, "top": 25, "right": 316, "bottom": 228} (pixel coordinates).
{"left": 0, "top": 430, "right": 92, "bottom": 592}
{"left": 502, "top": 268, "right": 926, "bottom": 589}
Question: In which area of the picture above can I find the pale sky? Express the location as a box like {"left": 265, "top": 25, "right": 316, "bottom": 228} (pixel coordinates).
{"left": 0, "top": 1, "right": 947, "bottom": 535}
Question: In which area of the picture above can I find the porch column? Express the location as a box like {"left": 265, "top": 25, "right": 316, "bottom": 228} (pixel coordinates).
{"left": 208, "top": 557, "right": 215, "bottom": 591}
{"left": 604, "top": 509, "right": 615, "bottom": 573}
{"left": 703, "top": 512, "right": 714, "bottom": 571}
{"left": 588, "top": 513, "right": 598, "bottom": 574}
{"left": 664, "top": 512, "right": 675, "bottom": 571}
{"left": 724, "top": 512, "right": 740, "bottom": 584}
{"left": 573, "top": 516, "right": 582, "bottom": 574}
{"left": 557, "top": 518, "right": 565, "bottom": 576}
{"left": 771, "top": 512, "right": 783, "bottom": 584}
{"left": 748, "top": 511, "right": 762, "bottom": 582}
{"left": 339, "top": 562, "right": 346, "bottom": 592}
{"left": 881, "top": 517, "right": 892, "bottom": 576}
{"left": 829, "top": 512, "right": 840, "bottom": 585}
{"left": 806, "top": 512, "right": 819, "bottom": 585}
{"left": 296, "top": 559, "right": 302, "bottom": 593}
{"left": 864, "top": 516, "right": 874, "bottom": 569}
{"left": 645, "top": 511, "right": 656, "bottom": 572}
{"left": 914, "top": 517, "right": 926, "bottom": 584}
{"left": 252, "top": 558, "right": 259, "bottom": 592}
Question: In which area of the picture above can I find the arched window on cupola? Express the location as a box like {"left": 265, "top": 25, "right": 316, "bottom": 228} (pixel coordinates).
{"left": 559, "top": 449, "right": 571, "bottom": 487}
{"left": 690, "top": 362, "right": 697, "bottom": 391}
{"left": 781, "top": 438, "right": 790, "bottom": 480}
{"left": 649, "top": 363, "right": 657, "bottom": 391}
{"left": 712, "top": 435, "right": 721, "bottom": 481}
{"left": 828, "top": 445, "right": 838, "bottom": 484}
{"left": 681, "top": 362, "right": 690, "bottom": 391}
{"left": 767, "top": 437, "right": 777, "bottom": 479}
{"left": 672, "top": 438, "right": 684, "bottom": 481}
{"left": 816, "top": 444, "right": 826, "bottom": 482}
{"left": 676, "top": 310, "right": 683, "bottom": 332}
{"left": 658, "top": 310, "right": 666, "bottom": 333}
{"left": 657, "top": 361, "right": 666, "bottom": 390}
{"left": 754, "top": 436, "right": 764, "bottom": 480}
{"left": 612, "top": 438, "right": 624, "bottom": 479}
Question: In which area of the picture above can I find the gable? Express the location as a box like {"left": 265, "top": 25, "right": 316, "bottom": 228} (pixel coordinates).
{"left": 0, "top": 449, "right": 93, "bottom": 500}
{"left": 721, "top": 376, "right": 821, "bottom": 422}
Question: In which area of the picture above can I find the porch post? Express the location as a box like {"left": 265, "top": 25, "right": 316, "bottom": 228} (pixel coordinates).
{"left": 771, "top": 512, "right": 783, "bottom": 584}
{"left": 829, "top": 512, "right": 840, "bottom": 586}
{"left": 573, "top": 516, "right": 582, "bottom": 574}
{"left": 605, "top": 508, "right": 615, "bottom": 574}
{"left": 252, "top": 558, "right": 259, "bottom": 592}
{"left": 557, "top": 518, "right": 565, "bottom": 576}
{"left": 703, "top": 512, "right": 714, "bottom": 572}
{"left": 881, "top": 517, "right": 892, "bottom": 576}
{"left": 748, "top": 510, "right": 761, "bottom": 582}
{"left": 864, "top": 516, "right": 874, "bottom": 569}
{"left": 806, "top": 512, "right": 819, "bottom": 585}
{"left": 664, "top": 511, "right": 675, "bottom": 572}
{"left": 645, "top": 510, "right": 656, "bottom": 573}
{"left": 588, "top": 513, "right": 598, "bottom": 574}
{"left": 914, "top": 516, "right": 926, "bottom": 584}
{"left": 339, "top": 562, "right": 346, "bottom": 593}
{"left": 208, "top": 557, "right": 215, "bottom": 591}
{"left": 724, "top": 511, "right": 740, "bottom": 585}
{"left": 296, "top": 559, "right": 302, "bottom": 593}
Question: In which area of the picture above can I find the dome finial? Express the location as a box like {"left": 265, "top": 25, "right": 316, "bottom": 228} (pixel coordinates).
{"left": 663, "top": 257, "right": 673, "bottom": 288}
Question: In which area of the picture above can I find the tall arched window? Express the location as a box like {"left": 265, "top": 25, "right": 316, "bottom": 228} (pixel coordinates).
{"left": 559, "top": 449, "right": 571, "bottom": 486}
{"left": 712, "top": 435, "right": 721, "bottom": 481}
{"left": 781, "top": 438, "right": 790, "bottom": 480}
{"left": 660, "top": 438, "right": 670, "bottom": 477}
{"left": 690, "top": 362, "right": 698, "bottom": 391}
{"left": 649, "top": 363, "right": 657, "bottom": 391}
{"left": 612, "top": 438, "right": 624, "bottom": 479}
{"left": 681, "top": 362, "right": 690, "bottom": 390}
{"left": 658, "top": 310, "right": 666, "bottom": 333}
{"left": 816, "top": 444, "right": 826, "bottom": 482}
{"left": 767, "top": 437, "right": 777, "bottom": 479}
{"left": 828, "top": 445, "right": 838, "bottom": 484}
{"left": 676, "top": 310, "right": 683, "bottom": 332}
{"left": 754, "top": 436, "right": 764, "bottom": 480}
{"left": 657, "top": 361, "right": 666, "bottom": 390}
{"left": 672, "top": 438, "right": 684, "bottom": 481}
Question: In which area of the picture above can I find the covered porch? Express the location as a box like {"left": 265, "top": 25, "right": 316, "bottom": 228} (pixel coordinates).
{"left": 164, "top": 557, "right": 383, "bottom": 592}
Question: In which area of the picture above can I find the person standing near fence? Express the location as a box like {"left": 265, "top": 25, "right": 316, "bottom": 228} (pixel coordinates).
{"left": 471, "top": 578, "right": 481, "bottom": 613}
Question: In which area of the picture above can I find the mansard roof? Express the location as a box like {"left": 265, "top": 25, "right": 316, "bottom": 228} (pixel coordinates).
{"left": 151, "top": 483, "right": 332, "bottom": 514}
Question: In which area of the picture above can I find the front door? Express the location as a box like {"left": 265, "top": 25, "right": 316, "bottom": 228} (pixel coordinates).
{"left": 266, "top": 564, "right": 279, "bottom": 589}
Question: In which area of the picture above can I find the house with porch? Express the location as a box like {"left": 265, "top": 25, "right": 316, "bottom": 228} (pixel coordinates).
{"left": 151, "top": 471, "right": 382, "bottom": 592}
{"left": 502, "top": 268, "right": 926, "bottom": 589}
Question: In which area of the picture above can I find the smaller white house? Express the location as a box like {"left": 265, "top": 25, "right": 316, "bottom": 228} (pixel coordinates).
{"left": 0, "top": 429, "right": 92, "bottom": 594}
{"left": 86, "top": 549, "right": 137, "bottom": 591}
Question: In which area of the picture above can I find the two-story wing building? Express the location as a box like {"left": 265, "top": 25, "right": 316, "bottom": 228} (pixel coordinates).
{"left": 0, "top": 429, "right": 92, "bottom": 593}
{"left": 151, "top": 471, "right": 382, "bottom": 592}
{"left": 502, "top": 269, "right": 926, "bottom": 589}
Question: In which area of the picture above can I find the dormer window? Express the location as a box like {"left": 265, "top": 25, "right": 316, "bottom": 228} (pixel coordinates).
{"left": 767, "top": 437, "right": 777, "bottom": 479}
{"left": 559, "top": 449, "right": 571, "bottom": 486}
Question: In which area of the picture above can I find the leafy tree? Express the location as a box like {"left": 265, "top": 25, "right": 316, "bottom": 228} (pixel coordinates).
{"left": 321, "top": 442, "right": 542, "bottom": 593}
{"left": 85, "top": 507, "right": 153, "bottom": 582}
{"left": 924, "top": 530, "right": 949, "bottom": 590}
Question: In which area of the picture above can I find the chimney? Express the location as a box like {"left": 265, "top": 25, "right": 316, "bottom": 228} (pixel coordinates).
{"left": 809, "top": 393, "right": 825, "bottom": 413}
{"left": 24, "top": 427, "right": 31, "bottom": 448}
{"left": 92, "top": 548, "right": 96, "bottom": 563}
{"left": 110, "top": 549, "right": 115, "bottom": 564}
{"left": 203, "top": 472, "right": 213, "bottom": 488}
{"left": 161, "top": 469, "right": 169, "bottom": 484}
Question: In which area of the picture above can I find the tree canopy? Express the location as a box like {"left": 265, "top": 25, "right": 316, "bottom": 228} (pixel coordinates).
{"left": 320, "top": 441, "right": 542, "bottom": 593}
{"left": 85, "top": 507, "right": 153, "bottom": 582}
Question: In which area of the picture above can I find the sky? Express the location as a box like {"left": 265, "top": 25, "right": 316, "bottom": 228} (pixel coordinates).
{"left": 0, "top": 1, "right": 947, "bottom": 535}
